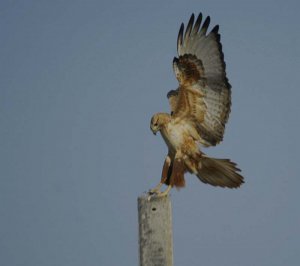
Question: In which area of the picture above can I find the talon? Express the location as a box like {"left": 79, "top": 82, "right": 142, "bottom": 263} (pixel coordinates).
{"left": 155, "top": 187, "right": 171, "bottom": 198}
{"left": 147, "top": 191, "right": 158, "bottom": 201}
{"left": 147, "top": 191, "right": 163, "bottom": 201}
{"left": 148, "top": 182, "right": 163, "bottom": 195}
{"left": 156, "top": 192, "right": 168, "bottom": 198}
{"left": 147, "top": 188, "right": 160, "bottom": 201}
{"left": 148, "top": 185, "right": 172, "bottom": 200}
{"left": 148, "top": 188, "right": 159, "bottom": 195}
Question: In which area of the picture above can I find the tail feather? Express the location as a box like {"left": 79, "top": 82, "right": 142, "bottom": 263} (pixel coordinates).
{"left": 197, "top": 156, "right": 244, "bottom": 188}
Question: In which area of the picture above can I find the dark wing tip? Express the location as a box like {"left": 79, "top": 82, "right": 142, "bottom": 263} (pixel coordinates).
{"left": 189, "top": 13, "right": 195, "bottom": 24}
{"left": 193, "top": 13, "right": 203, "bottom": 33}
{"left": 177, "top": 23, "right": 184, "bottom": 51}
{"left": 202, "top": 16, "right": 211, "bottom": 34}
{"left": 211, "top": 24, "right": 220, "bottom": 41}
{"left": 211, "top": 24, "right": 219, "bottom": 34}
{"left": 184, "top": 13, "right": 195, "bottom": 39}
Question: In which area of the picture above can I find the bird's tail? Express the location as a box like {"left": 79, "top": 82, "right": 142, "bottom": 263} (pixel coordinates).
{"left": 195, "top": 155, "right": 244, "bottom": 188}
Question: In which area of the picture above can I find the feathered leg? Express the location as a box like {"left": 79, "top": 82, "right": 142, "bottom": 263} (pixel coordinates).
{"left": 154, "top": 155, "right": 185, "bottom": 198}
{"left": 170, "top": 156, "right": 185, "bottom": 188}
{"left": 148, "top": 153, "right": 186, "bottom": 200}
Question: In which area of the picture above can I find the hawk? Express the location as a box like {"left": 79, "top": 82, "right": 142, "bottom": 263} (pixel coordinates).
{"left": 149, "top": 13, "right": 244, "bottom": 197}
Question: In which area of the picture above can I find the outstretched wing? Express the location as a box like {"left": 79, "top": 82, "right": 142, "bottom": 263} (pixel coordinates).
{"left": 169, "top": 13, "right": 231, "bottom": 146}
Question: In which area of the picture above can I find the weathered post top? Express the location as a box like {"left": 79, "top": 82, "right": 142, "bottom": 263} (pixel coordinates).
{"left": 138, "top": 194, "right": 173, "bottom": 266}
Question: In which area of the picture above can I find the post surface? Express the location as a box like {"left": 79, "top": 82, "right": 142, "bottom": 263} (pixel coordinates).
{"left": 138, "top": 194, "right": 173, "bottom": 266}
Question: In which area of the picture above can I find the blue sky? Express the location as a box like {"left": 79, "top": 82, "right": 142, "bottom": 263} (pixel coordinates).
{"left": 1, "top": 1, "right": 300, "bottom": 265}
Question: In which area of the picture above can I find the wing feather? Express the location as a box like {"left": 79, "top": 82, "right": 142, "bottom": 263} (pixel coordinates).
{"left": 167, "top": 89, "right": 179, "bottom": 115}
{"left": 184, "top": 14, "right": 194, "bottom": 40}
{"left": 192, "top": 13, "right": 202, "bottom": 34}
{"left": 177, "top": 23, "right": 184, "bottom": 53}
{"left": 170, "top": 13, "right": 231, "bottom": 146}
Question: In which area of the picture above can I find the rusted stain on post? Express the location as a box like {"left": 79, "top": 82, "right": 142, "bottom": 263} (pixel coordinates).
{"left": 138, "top": 194, "right": 173, "bottom": 266}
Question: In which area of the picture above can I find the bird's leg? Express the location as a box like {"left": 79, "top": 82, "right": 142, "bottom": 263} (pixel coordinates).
{"left": 148, "top": 156, "right": 171, "bottom": 194}
{"left": 148, "top": 155, "right": 172, "bottom": 200}
{"left": 148, "top": 182, "right": 163, "bottom": 194}
{"left": 155, "top": 185, "right": 172, "bottom": 197}
{"left": 161, "top": 156, "right": 171, "bottom": 183}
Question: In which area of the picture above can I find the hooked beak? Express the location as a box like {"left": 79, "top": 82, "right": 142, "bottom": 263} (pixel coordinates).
{"left": 150, "top": 126, "right": 157, "bottom": 136}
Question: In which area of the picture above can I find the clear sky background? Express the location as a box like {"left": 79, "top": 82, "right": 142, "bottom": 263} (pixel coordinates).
{"left": 1, "top": 0, "right": 300, "bottom": 265}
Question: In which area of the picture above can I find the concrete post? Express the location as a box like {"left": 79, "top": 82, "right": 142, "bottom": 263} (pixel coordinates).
{"left": 138, "top": 194, "right": 173, "bottom": 266}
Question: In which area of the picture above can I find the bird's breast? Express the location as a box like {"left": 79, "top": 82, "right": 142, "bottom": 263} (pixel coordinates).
{"left": 160, "top": 123, "right": 186, "bottom": 151}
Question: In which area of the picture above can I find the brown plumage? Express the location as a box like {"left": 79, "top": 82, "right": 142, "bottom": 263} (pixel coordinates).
{"left": 149, "top": 13, "right": 244, "bottom": 197}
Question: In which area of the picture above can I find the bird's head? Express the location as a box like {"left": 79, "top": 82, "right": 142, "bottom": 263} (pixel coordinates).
{"left": 150, "top": 113, "right": 170, "bottom": 135}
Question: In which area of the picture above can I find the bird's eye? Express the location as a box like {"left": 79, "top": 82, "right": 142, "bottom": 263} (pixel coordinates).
{"left": 154, "top": 123, "right": 158, "bottom": 127}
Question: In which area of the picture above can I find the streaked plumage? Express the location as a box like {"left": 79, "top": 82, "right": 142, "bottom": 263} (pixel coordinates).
{"left": 149, "top": 13, "right": 244, "bottom": 197}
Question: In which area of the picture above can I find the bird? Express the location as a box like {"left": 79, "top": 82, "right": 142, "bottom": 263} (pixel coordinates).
{"left": 149, "top": 13, "right": 244, "bottom": 197}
